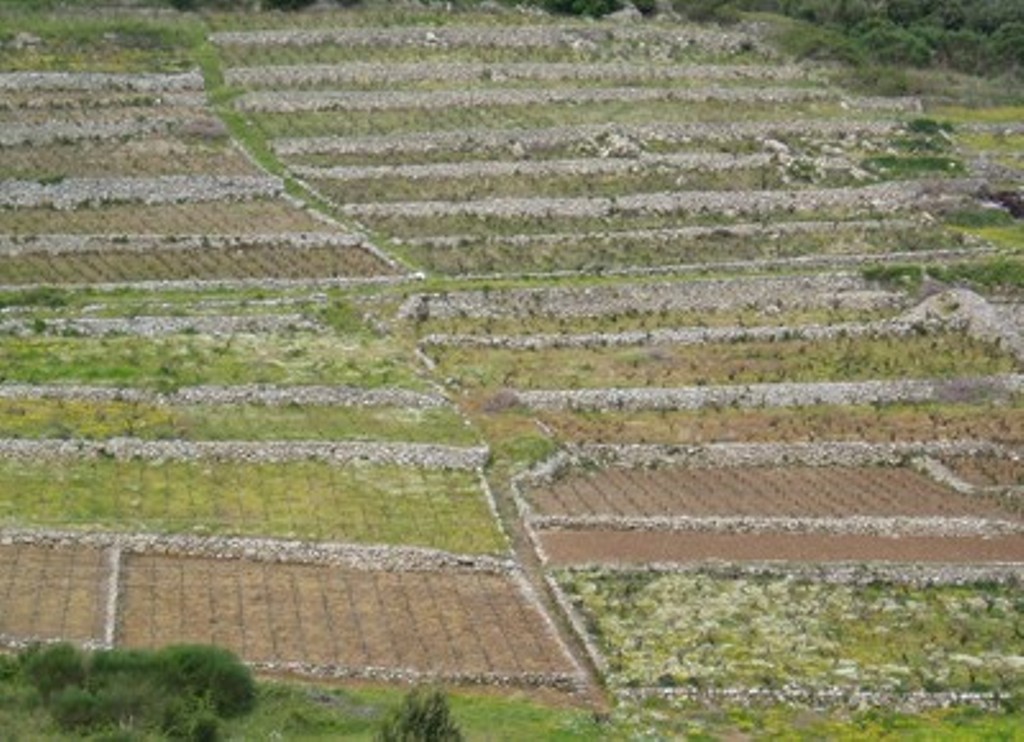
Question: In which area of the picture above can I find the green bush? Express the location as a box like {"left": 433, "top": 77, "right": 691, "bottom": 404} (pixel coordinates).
{"left": 17, "top": 644, "right": 253, "bottom": 737}
{"left": 672, "top": 0, "right": 742, "bottom": 23}
{"left": 541, "top": 0, "right": 621, "bottom": 17}
{"left": 155, "top": 645, "right": 256, "bottom": 719}
{"left": 21, "top": 643, "right": 87, "bottom": 704}
{"left": 377, "top": 687, "right": 463, "bottom": 742}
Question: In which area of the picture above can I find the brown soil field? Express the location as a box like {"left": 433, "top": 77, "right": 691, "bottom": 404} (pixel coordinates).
{"left": 0, "top": 543, "right": 108, "bottom": 644}
{"left": 528, "top": 466, "right": 1021, "bottom": 520}
{"left": 539, "top": 530, "right": 1024, "bottom": 565}
{"left": 0, "top": 243, "right": 398, "bottom": 284}
{"left": 943, "top": 455, "right": 1024, "bottom": 488}
{"left": 117, "top": 554, "right": 575, "bottom": 680}
{"left": 1, "top": 138, "right": 260, "bottom": 179}
{"left": 536, "top": 405, "right": 1024, "bottom": 446}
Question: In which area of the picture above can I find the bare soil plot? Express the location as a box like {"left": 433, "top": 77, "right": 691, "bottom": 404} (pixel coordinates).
{"left": 0, "top": 543, "right": 107, "bottom": 644}
{"left": 118, "top": 554, "right": 576, "bottom": 681}
{"left": 0, "top": 242, "right": 398, "bottom": 285}
{"left": 540, "top": 530, "right": 1024, "bottom": 565}
{"left": 0, "top": 138, "right": 258, "bottom": 179}
{"left": 942, "top": 455, "right": 1024, "bottom": 487}
{"left": 527, "top": 466, "right": 1020, "bottom": 520}
{"left": 535, "top": 404, "right": 1024, "bottom": 446}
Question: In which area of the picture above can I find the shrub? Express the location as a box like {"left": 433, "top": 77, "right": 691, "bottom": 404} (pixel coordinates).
{"left": 263, "top": 0, "right": 317, "bottom": 9}
{"left": 673, "top": 0, "right": 743, "bottom": 23}
{"left": 154, "top": 645, "right": 256, "bottom": 719}
{"left": 18, "top": 644, "right": 254, "bottom": 737}
{"left": 377, "top": 687, "right": 463, "bottom": 742}
{"left": 21, "top": 643, "right": 86, "bottom": 704}
{"left": 541, "top": 0, "right": 622, "bottom": 17}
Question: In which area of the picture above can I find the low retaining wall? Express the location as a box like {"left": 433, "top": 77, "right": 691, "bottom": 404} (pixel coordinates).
{"left": 0, "top": 175, "right": 283, "bottom": 210}
{"left": 0, "top": 383, "right": 449, "bottom": 408}
{"left": 513, "top": 375, "right": 1024, "bottom": 412}
{"left": 0, "top": 438, "right": 489, "bottom": 470}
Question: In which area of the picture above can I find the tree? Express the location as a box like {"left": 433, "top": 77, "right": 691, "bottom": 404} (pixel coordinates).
{"left": 377, "top": 687, "right": 463, "bottom": 742}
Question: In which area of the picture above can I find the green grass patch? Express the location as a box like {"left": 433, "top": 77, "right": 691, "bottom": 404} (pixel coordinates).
{"left": 432, "top": 331, "right": 1018, "bottom": 390}
{"left": 0, "top": 398, "right": 479, "bottom": 445}
{"left": 865, "top": 256, "right": 1024, "bottom": 293}
{"left": 394, "top": 224, "right": 967, "bottom": 276}
{"left": 558, "top": 569, "right": 1024, "bottom": 695}
{"left": 0, "top": 333, "right": 425, "bottom": 391}
{"left": 860, "top": 155, "right": 964, "bottom": 178}
{"left": 0, "top": 13, "right": 204, "bottom": 72}
{"left": 414, "top": 304, "right": 899, "bottom": 338}
{"left": 0, "top": 458, "right": 504, "bottom": 553}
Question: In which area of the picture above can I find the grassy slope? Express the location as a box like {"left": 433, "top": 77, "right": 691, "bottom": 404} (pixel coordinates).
{"left": 0, "top": 1, "right": 1022, "bottom": 738}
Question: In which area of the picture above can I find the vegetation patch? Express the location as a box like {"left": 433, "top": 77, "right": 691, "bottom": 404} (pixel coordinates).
{"left": 559, "top": 569, "right": 1024, "bottom": 696}
{"left": 0, "top": 459, "right": 504, "bottom": 552}
{"left": 0, "top": 398, "right": 478, "bottom": 445}
{"left": 0, "top": 332, "right": 424, "bottom": 391}
{"left": 536, "top": 400, "right": 1024, "bottom": 445}
{"left": 432, "top": 332, "right": 1018, "bottom": 390}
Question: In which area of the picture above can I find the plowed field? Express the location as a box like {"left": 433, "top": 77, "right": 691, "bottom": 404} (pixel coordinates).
{"left": 528, "top": 465, "right": 1020, "bottom": 519}
{"left": 0, "top": 543, "right": 108, "bottom": 644}
{"left": 540, "top": 531, "right": 1024, "bottom": 565}
{"left": 117, "top": 554, "right": 575, "bottom": 680}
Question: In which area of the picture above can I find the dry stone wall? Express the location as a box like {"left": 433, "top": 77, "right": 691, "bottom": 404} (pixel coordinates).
{"left": 0, "top": 438, "right": 489, "bottom": 470}
{"left": 399, "top": 272, "right": 903, "bottom": 320}
{"left": 273, "top": 120, "right": 902, "bottom": 157}
{"left": 513, "top": 375, "right": 1024, "bottom": 412}
{"left": 227, "top": 61, "right": 816, "bottom": 88}
{"left": 0, "top": 175, "right": 283, "bottom": 209}
{"left": 343, "top": 179, "right": 978, "bottom": 220}
{"left": 0, "top": 383, "right": 449, "bottom": 408}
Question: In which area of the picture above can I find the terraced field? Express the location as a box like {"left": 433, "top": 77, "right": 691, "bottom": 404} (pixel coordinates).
{"left": 0, "top": 0, "right": 1021, "bottom": 731}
